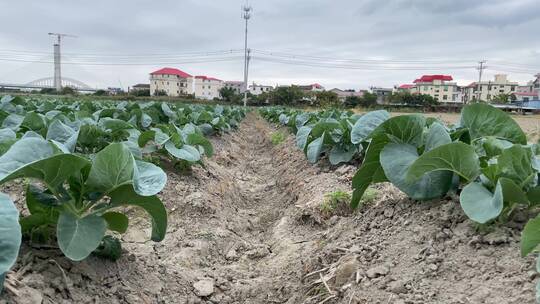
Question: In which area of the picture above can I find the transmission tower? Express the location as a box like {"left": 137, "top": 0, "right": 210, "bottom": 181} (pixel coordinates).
{"left": 242, "top": 3, "right": 252, "bottom": 107}
{"left": 48, "top": 32, "right": 77, "bottom": 91}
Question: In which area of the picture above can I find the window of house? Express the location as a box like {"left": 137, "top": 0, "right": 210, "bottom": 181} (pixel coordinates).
{"left": 444, "top": 86, "right": 448, "bottom": 91}
{"left": 511, "top": 86, "right": 515, "bottom": 91}
{"left": 443, "top": 95, "right": 448, "bottom": 100}
{"left": 424, "top": 86, "right": 428, "bottom": 91}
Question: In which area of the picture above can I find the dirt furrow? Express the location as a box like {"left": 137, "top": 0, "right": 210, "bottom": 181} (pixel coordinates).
{"left": 2, "top": 112, "right": 537, "bottom": 304}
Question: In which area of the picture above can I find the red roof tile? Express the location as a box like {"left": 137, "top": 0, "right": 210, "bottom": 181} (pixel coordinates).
{"left": 413, "top": 75, "right": 453, "bottom": 83}
{"left": 514, "top": 92, "right": 538, "bottom": 96}
{"left": 398, "top": 84, "right": 415, "bottom": 89}
{"left": 195, "top": 75, "right": 222, "bottom": 81}
{"left": 150, "top": 67, "right": 192, "bottom": 78}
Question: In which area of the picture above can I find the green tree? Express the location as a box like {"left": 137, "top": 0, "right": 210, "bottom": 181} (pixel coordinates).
{"left": 268, "top": 86, "right": 306, "bottom": 105}
{"left": 154, "top": 89, "right": 167, "bottom": 96}
{"left": 132, "top": 89, "right": 150, "bottom": 97}
{"left": 40, "top": 88, "right": 57, "bottom": 95}
{"left": 219, "top": 87, "right": 241, "bottom": 103}
{"left": 359, "top": 92, "right": 378, "bottom": 107}
{"left": 60, "top": 86, "right": 77, "bottom": 95}
{"left": 315, "top": 91, "right": 340, "bottom": 108}
{"left": 93, "top": 89, "right": 108, "bottom": 96}
{"left": 344, "top": 95, "right": 361, "bottom": 108}
{"left": 492, "top": 93, "right": 514, "bottom": 104}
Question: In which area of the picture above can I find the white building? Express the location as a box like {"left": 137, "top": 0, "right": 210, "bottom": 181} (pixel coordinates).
{"left": 411, "top": 75, "right": 462, "bottom": 103}
{"left": 150, "top": 67, "right": 224, "bottom": 100}
{"left": 329, "top": 88, "right": 365, "bottom": 103}
{"left": 191, "top": 76, "right": 224, "bottom": 100}
{"left": 224, "top": 81, "right": 244, "bottom": 94}
{"left": 150, "top": 67, "right": 192, "bottom": 96}
{"left": 298, "top": 83, "right": 325, "bottom": 92}
{"left": 249, "top": 83, "right": 273, "bottom": 95}
{"left": 462, "top": 74, "right": 518, "bottom": 103}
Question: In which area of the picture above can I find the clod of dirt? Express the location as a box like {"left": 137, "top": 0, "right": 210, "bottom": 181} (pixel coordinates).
{"left": 193, "top": 279, "right": 214, "bottom": 297}
{"left": 366, "top": 265, "right": 390, "bottom": 278}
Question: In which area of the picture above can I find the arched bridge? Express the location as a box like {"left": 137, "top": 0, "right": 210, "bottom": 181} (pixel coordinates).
{"left": 26, "top": 77, "right": 94, "bottom": 90}
{"left": 0, "top": 77, "right": 98, "bottom": 92}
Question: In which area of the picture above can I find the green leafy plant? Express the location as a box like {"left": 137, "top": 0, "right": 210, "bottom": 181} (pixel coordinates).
{"left": 0, "top": 139, "right": 167, "bottom": 261}
{"left": 270, "top": 131, "right": 287, "bottom": 145}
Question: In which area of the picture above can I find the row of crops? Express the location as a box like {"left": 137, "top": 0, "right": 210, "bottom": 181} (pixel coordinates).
{"left": 260, "top": 104, "right": 540, "bottom": 297}
{"left": 0, "top": 95, "right": 247, "bottom": 290}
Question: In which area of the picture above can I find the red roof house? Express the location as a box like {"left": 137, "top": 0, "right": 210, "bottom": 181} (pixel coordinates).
{"left": 413, "top": 75, "right": 453, "bottom": 83}
{"left": 150, "top": 67, "right": 192, "bottom": 78}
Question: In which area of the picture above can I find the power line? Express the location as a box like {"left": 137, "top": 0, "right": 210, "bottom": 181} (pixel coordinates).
{"left": 0, "top": 56, "right": 244, "bottom": 66}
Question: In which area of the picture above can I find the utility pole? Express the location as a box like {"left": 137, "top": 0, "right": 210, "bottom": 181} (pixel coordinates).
{"left": 48, "top": 32, "right": 76, "bottom": 92}
{"left": 476, "top": 60, "right": 486, "bottom": 102}
{"left": 242, "top": 3, "right": 252, "bottom": 107}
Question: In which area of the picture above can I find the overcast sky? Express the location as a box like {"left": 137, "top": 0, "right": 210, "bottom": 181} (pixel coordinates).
{"left": 0, "top": 0, "right": 539, "bottom": 90}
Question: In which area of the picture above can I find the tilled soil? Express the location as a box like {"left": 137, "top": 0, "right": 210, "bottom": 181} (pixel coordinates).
{"left": 1, "top": 112, "right": 536, "bottom": 304}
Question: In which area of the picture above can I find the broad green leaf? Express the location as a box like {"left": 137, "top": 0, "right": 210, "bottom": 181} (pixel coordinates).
{"left": 0, "top": 129, "right": 16, "bottom": 142}
{"left": 0, "top": 138, "right": 89, "bottom": 188}
{"left": 102, "top": 212, "right": 129, "bottom": 233}
{"left": 350, "top": 110, "right": 390, "bottom": 144}
{"left": 133, "top": 160, "right": 167, "bottom": 196}
{"left": 137, "top": 130, "right": 156, "bottom": 147}
{"left": 497, "top": 145, "right": 534, "bottom": 187}
{"left": 20, "top": 112, "right": 46, "bottom": 135}
{"left": 296, "top": 126, "right": 312, "bottom": 150}
{"left": 186, "top": 133, "right": 213, "bottom": 157}
{"left": 528, "top": 187, "right": 540, "bottom": 205}
{"left": 521, "top": 214, "right": 540, "bottom": 257}
{"left": 164, "top": 142, "right": 200, "bottom": 162}
{"left": 109, "top": 185, "right": 167, "bottom": 242}
{"left": 57, "top": 213, "right": 107, "bottom": 261}
{"left": 86, "top": 143, "right": 134, "bottom": 193}
{"left": 141, "top": 113, "right": 152, "bottom": 128}
{"left": 351, "top": 134, "right": 389, "bottom": 208}
{"left": 499, "top": 177, "right": 529, "bottom": 205}
{"left": 460, "top": 103, "right": 526, "bottom": 144}
{"left": 46, "top": 120, "right": 78, "bottom": 152}
{"left": 407, "top": 142, "right": 480, "bottom": 183}
{"left": 481, "top": 137, "right": 513, "bottom": 158}
{"left": 424, "top": 123, "right": 451, "bottom": 152}
{"left": 306, "top": 134, "right": 324, "bottom": 163}
{"left": 381, "top": 143, "right": 452, "bottom": 200}
{"left": 460, "top": 181, "right": 503, "bottom": 224}
{"left": 377, "top": 114, "right": 426, "bottom": 147}
{"left": 329, "top": 145, "right": 356, "bottom": 165}
{"left": 0, "top": 193, "right": 21, "bottom": 274}
{"left": 1, "top": 114, "right": 24, "bottom": 131}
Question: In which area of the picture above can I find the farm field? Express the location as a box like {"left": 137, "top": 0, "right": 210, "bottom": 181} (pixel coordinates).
{"left": 1, "top": 96, "right": 539, "bottom": 303}
{"left": 352, "top": 110, "right": 540, "bottom": 142}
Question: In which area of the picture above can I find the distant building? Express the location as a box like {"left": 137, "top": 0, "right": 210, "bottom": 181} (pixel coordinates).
{"left": 249, "top": 83, "right": 273, "bottom": 95}
{"left": 411, "top": 75, "right": 461, "bottom": 103}
{"left": 370, "top": 87, "right": 393, "bottom": 104}
{"left": 150, "top": 67, "right": 191, "bottom": 96}
{"left": 514, "top": 91, "right": 539, "bottom": 102}
{"left": 329, "top": 88, "right": 365, "bottom": 103}
{"left": 298, "top": 83, "right": 325, "bottom": 92}
{"left": 224, "top": 81, "right": 244, "bottom": 94}
{"left": 395, "top": 84, "right": 415, "bottom": 93}
{"left": 131, "top": 83, "right": 150, "bottom": 92}
{"left": 462, "top": 74, "right": 518, "bottom": 103}
{"left": 192, "top": 76, "right": 224, "bottom": 100}
{"left": 107, "top": 87, "right": 123, "bottom": 95}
